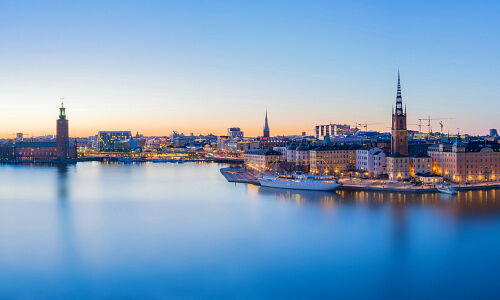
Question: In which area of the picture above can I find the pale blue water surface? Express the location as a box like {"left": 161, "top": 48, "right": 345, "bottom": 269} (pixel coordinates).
{"left": 0, "top": 162, "right": 499, "bottom": 299}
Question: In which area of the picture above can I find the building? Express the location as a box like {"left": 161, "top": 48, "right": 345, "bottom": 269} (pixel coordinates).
{"left": 244, "top": 149, "right": 281, "bottom": 172}
{"left": 428, "top": 140, "right": 500, "bottom": 183}
{"left": 386, "top": 71, "right": 410, "bottom": 180}
{"left": 227, "top": 127, "right": 244, "bottom": 139}
{"left": 12, "top": 103, "right": 76, "bottom": 162}
{"left": 295, "top": 141, "right": 311, "bottom": 171}
{"left": 56, "top": 102, "right": 69, "bottom": 160}
{"left": 409, "top": 155, "right": 432, "bottom": 177}
{"left": 309, "top": 145, "right": 358, "bottom": 175}
{"left": 97, "top": 131, "right": 132, "bottom": 151}
{"left": 315, "top": 123, "right": 353, "bottom": 140}
{"left": 285, "top": 142, "right": 297, "bottom": 164}
{"left": 356, "top": 147, "right": 386, "bottom": 177}
{"left": 263, "top": 110, "right": 270, "bottom": 138}
{"left": 416, "top": 173, "right": 443, "bottom": 185}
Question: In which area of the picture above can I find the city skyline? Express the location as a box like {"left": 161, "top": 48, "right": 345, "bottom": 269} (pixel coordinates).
{"left": 1, "top": 1, "right": 499, "bottom": 137}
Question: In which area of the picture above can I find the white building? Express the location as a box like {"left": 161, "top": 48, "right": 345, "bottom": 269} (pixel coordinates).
{"left": 356, "top": 147, "right": 386, "bottom": 177}
{"left": 285, "top": 142, "right": 297, "bottom": 164}
{"left": 227, "top": 127, "right": 244, "bottom": 139}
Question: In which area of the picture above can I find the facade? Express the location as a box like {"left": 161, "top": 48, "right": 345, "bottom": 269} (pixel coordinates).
{"left": 97, "top": 131, "right": 132, "bottom": 151}
{"left": 356, "top": 147, "right": 386, "bottom": 177}
{"left": 12, "top": 103, "right": 76, "bottom": 162}
{"left": 263, "top": 110, "right": 270, "bottom": 138}
{"left": 13, "top": 142, "right": 58, "bottom": 161}
{"left": 387, "top": 71, "right": 410, "bottom": 180}
{"left": 56, "top": 102, "right": 69, "bottom": 160}
{"left": 416, "top": 173, "right": 444, "bottom": 185}
{"left": 309, "top": 145, "right": 358, "bottom": 175}
{"left": 244, "top": 149, "right": 281, "bottom": 171}
{"left": 227, "top": 127, "right": 244, "bottom": 139}
{"left": 285, "top": 142, "right": 297, "bottom": 164}
{"left": 428, "top": 140, "right": 500, "bottom": 183}
{"left": 295, "top": 142, "right": 311, "bottom": 170}
{"left": 315, "top": 123, "right": 352, "bottom": 140}
{"left": 409, "top": 156, "right": 432, "bottom": 177}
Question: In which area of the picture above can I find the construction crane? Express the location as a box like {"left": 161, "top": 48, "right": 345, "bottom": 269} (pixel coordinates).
{"left": 355, "top": 122, "right": 385, "bottom": 132}
{"left": 417, "top": 117, "right": 454, "bottom": 133}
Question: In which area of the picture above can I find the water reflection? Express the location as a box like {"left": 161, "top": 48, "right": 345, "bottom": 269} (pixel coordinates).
{"left": 257, "top": 186, "right": 500, "bottom": 217}
{"left": 258, "top": 186, "right": 339, "bottom": 206}
{"left": 55, "top": 164, "right": 79, "bottom": 279}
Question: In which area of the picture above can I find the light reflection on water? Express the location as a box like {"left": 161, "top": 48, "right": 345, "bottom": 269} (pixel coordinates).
{"left": 0, "top": 162, "right": 499, "bottom": 299}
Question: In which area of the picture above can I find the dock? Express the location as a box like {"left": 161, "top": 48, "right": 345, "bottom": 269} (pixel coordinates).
{"left": 220, "top": 167, "right": 260, "bottom": 185}
{"left": 219, "top": 169, "right": 500, "bottom": 193}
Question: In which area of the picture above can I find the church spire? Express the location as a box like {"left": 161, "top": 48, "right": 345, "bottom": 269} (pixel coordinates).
{"left": 395, "top": 70, "right": 404, "bottom": 116}
{"left": 263, "top": 109, "right": 270, "bottom": 138}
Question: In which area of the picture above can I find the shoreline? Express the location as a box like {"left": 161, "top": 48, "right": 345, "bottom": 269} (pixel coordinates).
{"left": 220, "top": 167, "right": 500, "bottom": 193}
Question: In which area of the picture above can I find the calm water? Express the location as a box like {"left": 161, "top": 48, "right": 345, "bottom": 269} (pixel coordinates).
{"left": 0, "top": 162, "right": 499, "bottom": 299}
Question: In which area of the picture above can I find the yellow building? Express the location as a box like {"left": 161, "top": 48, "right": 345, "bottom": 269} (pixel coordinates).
{"left": 309, "top": 146, "right": 357, "bottom": 175}
{"left": 244, "top": 149, "right": 281, "bottom": 172}
{"left": 428, "top": 140, "right": 500, "bottom": 183}
{"left": 386, "top": 155, "right": 410, "bottom": 180}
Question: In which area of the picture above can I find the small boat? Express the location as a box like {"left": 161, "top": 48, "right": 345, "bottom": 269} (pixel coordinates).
{"left": 117, "top": 157, "right": 134, "bottom": 163}
{"left": 258, "top": 172, "right": 342, "bottom": 191}
{"left": 437, "top": 184, "right": 458, "bottom": 195}
{"left": 167, "top": 157, "right": 184, "bottom": 163}
{"left": 150, "top": 158, "right": 169, "bottom": 163}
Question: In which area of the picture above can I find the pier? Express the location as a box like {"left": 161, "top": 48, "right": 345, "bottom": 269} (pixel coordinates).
{"left": 220, "top": 168, "right": 500, "bottom": 193}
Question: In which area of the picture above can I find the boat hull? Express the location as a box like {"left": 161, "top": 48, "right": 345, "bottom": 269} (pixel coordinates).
{"left": 437, "top": 188, "right": 457, "bottom": 195}
{"left": 258, "top": 177, "right": 342, "bottom": 191}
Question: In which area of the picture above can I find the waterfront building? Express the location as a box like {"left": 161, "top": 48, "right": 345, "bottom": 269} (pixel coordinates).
{"left": 355, "top": 147, "right": 386, "bottom": 177}
{"left": 309, "top": 145, "right": 358, "bottom": 175}
{"left": 244, "top": 149, "right": 281, "bottom": 171}
{"left": 97, "top": 131, "right": 132, "bottom": 151}
{"left": 409, "top": 155, "right": 432, "bottom": 177}
{"left": 227, "top": 127, "right": 244, "bottom": 139}
{"left": 386, "top": 71, "right": 410, "bottom": 180}
{"left": 427, "top": 140, "right": 500, "bottom": 183}
{"left": 12, "top": 103, "right": 76, "bottom": 162}
{"left": 56, "top": 102, "right": 69, "bottom": 160}
{"left": 416, "top": 173, "right": 444, "bottom": 185}
{"left": 285, "top": 142, "right": 297, "bottom": 164}
{"left": 295, "top": 141, "right": 311, "bottom": 170}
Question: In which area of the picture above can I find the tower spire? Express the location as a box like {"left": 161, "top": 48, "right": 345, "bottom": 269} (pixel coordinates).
{"left": 263, "top": 109, "right": 270, "bottom": 138}
{"left": 395, "top": 70, "right": 403, "bottom": 115}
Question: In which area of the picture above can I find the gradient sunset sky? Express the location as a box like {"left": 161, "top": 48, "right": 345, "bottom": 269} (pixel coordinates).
{"left": 0, "top": 0, "right": 498, "bottom": 137}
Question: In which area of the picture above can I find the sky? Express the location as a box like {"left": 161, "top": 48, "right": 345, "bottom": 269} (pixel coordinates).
{"left": 0, "top": 0, "right": 499, "bottom": 137}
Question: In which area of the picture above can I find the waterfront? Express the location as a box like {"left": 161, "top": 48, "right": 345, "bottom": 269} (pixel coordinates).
{"left": 0, "top": 162, "right": 499, "bottom": 299}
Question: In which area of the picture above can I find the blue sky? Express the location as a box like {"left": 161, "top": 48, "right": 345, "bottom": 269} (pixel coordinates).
{"left": 0, "top": 0, "right": 498, "bottom": 136}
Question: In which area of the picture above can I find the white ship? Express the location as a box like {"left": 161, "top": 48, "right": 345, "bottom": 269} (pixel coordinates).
{"left": 437, "top": 184, "right": 458, "bottom": 195}
{"left": 258, "top": 172, "right": 342, "bottom": 191}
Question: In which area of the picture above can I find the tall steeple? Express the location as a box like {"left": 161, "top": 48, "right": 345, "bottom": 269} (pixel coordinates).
{"left": 391, "top": 70, "right": 408, "bottom": 156}
{"left": 263, "top": 109, "right": 270, "bottom": 138}
{"left": 395, "top": 70, "right": 404, "bottom": 116}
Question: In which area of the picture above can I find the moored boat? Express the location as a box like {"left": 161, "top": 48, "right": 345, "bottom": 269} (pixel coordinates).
{"left": 437, "top": 184, "right": 458, "bottom": 195}
{"left": 258, "top": 172, "right": 342, "bottom": 191}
